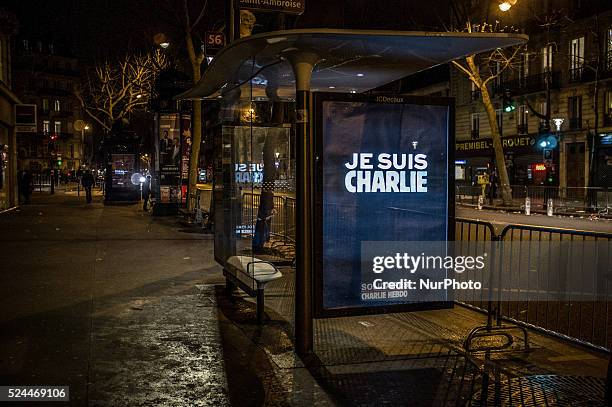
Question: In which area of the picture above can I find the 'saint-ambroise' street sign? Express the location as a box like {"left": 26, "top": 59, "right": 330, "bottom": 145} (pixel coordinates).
{"left": 238, "top": 0, "right": 305, "bottom": 15}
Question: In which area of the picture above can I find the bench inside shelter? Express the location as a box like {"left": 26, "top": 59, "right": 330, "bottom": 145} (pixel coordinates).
{"left": 223, "top": 255, "right": 283, "bottom": 323}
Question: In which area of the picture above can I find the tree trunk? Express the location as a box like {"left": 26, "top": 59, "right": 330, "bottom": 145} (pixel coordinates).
{"left": 466, "top": 56, "right": 512, "bottom": 206}
{"left": 188, "top": 99, "right": 201, "bottom": 211}
{"left": 481, "top": 85, "right": 513, "bottom": 205}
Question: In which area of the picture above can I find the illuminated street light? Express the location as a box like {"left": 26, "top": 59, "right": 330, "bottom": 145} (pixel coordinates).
{"left": 84, "top": 125, "right": 90, "bottom": 130}
{"left": 159, "top": 42, "right": 170, "bottom": 49}
{"left": 499, "top": 0, "right": 517, "bottom": 12}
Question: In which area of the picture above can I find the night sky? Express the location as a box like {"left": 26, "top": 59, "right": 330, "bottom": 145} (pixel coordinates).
{"left": 5, "top": 0, "right": 452, "bottom": 64}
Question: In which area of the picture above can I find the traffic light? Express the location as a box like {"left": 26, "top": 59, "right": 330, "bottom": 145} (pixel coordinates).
{"left": 502, "top": 91, "right": 515, "bottom": 113}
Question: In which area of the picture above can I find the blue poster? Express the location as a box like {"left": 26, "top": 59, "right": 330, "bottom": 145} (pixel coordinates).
{"left": 317, "top": 95, "right": 452, "bottom": 315}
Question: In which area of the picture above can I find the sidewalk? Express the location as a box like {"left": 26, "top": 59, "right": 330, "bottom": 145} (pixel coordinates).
{"left": 0, "top": 193, "right": 228, "bottom": 406}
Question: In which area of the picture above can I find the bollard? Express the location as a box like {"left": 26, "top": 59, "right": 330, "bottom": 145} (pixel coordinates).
{"left": 477, "top": 195, "right": 484, "bottom": 210}
{"left": 525, "top": 197, "right": 531, "bottom": 216}
{"left": 547, "top": 198, "right": 554, "bottom": 216}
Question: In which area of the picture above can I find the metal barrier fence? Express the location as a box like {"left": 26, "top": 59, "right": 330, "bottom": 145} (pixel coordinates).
{"left": 456, "top": 185, "right": 612, "bottom": 214}
{"left": 242, "top": 192, "right": 295, "bottom": 243}
{"left": 237, "top": 194, "right": 612, "bottom": 350}
{"left": 456, "top": 217, "right": 612, "bottom": 351}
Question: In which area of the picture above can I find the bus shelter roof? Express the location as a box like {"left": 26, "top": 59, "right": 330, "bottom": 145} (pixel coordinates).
{"left": 179, "top": 29, "right": 527, "bottom": 101}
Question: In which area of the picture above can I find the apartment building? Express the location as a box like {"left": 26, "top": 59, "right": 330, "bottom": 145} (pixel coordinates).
{"left": 452, "top": 0, "right": 612, "bottom": 189}
{"left": 12, "top": 38, "right": 86, "bottom": 174}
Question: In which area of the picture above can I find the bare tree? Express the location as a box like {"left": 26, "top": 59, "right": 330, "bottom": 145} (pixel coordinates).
{"left": 451, "top": 21, "right": 524, "bottom": 205}
{"left": 75, "top": 50, "right": 169, "bottom": 132}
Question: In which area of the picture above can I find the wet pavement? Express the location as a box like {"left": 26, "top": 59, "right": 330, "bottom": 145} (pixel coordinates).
{"left": 0, "top": 191, "right": 610, "bottom": 406}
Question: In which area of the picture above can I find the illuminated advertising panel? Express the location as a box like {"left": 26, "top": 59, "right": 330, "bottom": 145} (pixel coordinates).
{"left": 314, "top": 94, "right": 454, "bottom": 317}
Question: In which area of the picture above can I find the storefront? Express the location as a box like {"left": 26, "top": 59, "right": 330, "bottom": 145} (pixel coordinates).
{"left": 180, "top": 29, "right": 526, "bottom": 355}
{"left": 455, "top": 134, "right": 559, "bottom": 186}
{"left": 0, "top": 86, "right": 20, "bottom": 210}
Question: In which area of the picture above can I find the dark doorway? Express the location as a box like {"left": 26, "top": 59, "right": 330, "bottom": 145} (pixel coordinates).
{"left": 566, "top": 142, "right": 585, "bottom": 188}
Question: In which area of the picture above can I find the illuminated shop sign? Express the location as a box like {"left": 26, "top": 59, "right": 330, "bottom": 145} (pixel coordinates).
{"left": 456, "top": 136, "right": 536, "bottom": 152}
{"left": 314, "top": 94, "right": 454, "bottom": 317}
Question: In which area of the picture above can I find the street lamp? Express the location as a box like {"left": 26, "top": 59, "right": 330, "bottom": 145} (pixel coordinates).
{"left": 499, "top": 0, "right": 517, "bottom": 12}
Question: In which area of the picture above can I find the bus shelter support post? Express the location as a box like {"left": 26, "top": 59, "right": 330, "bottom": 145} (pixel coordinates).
{"left": 285, "top": 51, "right": 320, "bottom": 358}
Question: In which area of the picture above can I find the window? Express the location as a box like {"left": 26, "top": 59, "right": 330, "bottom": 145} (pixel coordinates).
{"left": 471, "top": 113, "right": 480, "bottom": 139}
{"left": 48, "top": 42, "right": 54, "bottom": 54}
{"left": 470, "top": 82, "right": 480, "bottom": 100}
{"left": 539, "top": 101, "right": 548, "bottom": 129}
{"left": 70, "top": 144, "right": 74, "bottom": 158}
{"left": 22, "top": 39, "right": 29, "bottom": 50}
{"left": 519, "top": 50, "right": 529, "bottom": 86}
{"left": 42, "top": 98, "right": 49, "bottom": 112}
{"left": 604, "top": 91, "right": 612, "bottom": 126}
{"left": 542, "top": 44, "right": 553, "bottom": 72}
{"left": 496, "top": 109, "right": 503, "bottom": 135}
{"left": 37, "top": 41, "right": 42, "bottom": 52}
{"left": 43, "top": 120, "right": 50, "bottom": 134}
{"left": 494, "top": 61, "right": 502, "bottom": 90}
{"left": 606, "top": 27, "right": 612, "bottom": 70}
{"left": 517, "top": 105, "right": 528, "bottom": 134}
{"left": 0, "top": 39, "right": 3, "bottom": 83}
{"left": 54, "top": 99, "right": 60, "bottom": 112}
{"left": 54, "top": 121, "right": 62, "bottom": 133}
{"left": 568, "top": 96, "right": 582, "bottom": 129}
{"left": 569, "top": 36, "right": 585, "bottom": 81}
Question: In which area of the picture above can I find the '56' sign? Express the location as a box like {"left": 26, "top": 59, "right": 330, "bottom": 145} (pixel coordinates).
{"left": 205, "top": 32, "right": 225, "bottom": 49}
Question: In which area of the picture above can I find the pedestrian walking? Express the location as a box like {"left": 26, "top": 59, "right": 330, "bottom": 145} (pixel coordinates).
{"left": 19, "top": 170, "right": 33, "bottom": 204}
{"left": 81, "top": 170, "right": 95, "bottom": 204}
{"left": 142, "top": 175, "right": 152, "bottom": 210}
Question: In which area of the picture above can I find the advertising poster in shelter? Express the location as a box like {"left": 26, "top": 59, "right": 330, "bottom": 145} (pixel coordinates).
{"left": 314, "top": 94, "right": 454, "bottom": 317}
{"left": 158, "top": 113, "right": 181, "bottom": 203}
{"left": 180, "top": 114, "right": 192, "bottom": 204}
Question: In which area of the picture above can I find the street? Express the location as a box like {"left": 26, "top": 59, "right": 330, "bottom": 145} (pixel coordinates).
{"left": 456, "top": 206, "right": 612, "bottom": 233}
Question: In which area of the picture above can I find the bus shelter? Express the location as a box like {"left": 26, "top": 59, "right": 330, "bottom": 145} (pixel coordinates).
{"left": 180, "top": 29, "right": 527, "bottom": 356}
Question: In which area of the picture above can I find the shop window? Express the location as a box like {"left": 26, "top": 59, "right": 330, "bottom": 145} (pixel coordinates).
{"left": 471, "top": 113, "right": 480, "bottom": 139}
{"left": 568, "top": 96, "right": 582, "bottom": 129}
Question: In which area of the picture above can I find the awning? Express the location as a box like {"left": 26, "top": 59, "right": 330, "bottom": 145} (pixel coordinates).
{"left": 179, "top": 29, "right": 527, "bottom": 100}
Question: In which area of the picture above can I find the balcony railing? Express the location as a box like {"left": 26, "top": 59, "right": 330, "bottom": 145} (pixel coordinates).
{"left": 568, "top": 67, "right": 596, "bottom": 83}
{"left": 493, "top": 71, "right": 561, "bottom": 95}
{"left": 569, "top": 117, "right": 582, "bottom": 130}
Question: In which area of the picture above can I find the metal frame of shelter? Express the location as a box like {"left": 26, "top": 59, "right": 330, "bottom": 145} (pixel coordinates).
{"left": 179, "top": 29, "right": 527, "bottom": 357}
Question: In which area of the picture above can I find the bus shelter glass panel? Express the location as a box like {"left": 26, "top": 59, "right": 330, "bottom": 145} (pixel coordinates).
{"left": 214, "top": 80, "right": 296, "bottom": 271}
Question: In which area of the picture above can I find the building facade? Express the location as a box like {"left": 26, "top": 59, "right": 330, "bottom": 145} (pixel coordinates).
{"left": 451, "top": 0, "right": 612, "bottom": 189}
{"left": 0, "top": 9, "right": 20, "bottom": 210}
{"left": 12, "top": 38, "right": 86, "bottom": 175}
